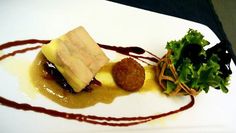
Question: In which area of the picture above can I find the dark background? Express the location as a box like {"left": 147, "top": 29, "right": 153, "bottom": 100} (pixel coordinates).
{"left": 212, "top": 0, "right": 236, "bottom": 55}
{"left": 109, "top": 0, "right": 236, "bottom": 63}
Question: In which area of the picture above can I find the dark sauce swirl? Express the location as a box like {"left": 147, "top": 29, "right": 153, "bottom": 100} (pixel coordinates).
{"left": 0, "top": 39, "right": 194, "bottom": 126}
{"left": 0, "top": 95, "right": 194, "bottom": 126}
{"left": 98, "top": 43, "right": 160, "bottom": 64}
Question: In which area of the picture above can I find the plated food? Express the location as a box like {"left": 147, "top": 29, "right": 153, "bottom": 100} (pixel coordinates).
{"left": 0, "top": 26, "right": 233, "bottom": 126}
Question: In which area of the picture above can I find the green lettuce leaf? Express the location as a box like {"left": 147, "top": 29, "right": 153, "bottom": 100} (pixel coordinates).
{"left": 166, "top": 29, "right": 209, "bottom": 66}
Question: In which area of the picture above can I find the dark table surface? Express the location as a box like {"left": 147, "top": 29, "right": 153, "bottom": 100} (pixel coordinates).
{"left": 109, "top": 0, "right": 236, "bottom": 64}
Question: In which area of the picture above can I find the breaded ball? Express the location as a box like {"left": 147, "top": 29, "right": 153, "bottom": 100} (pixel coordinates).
{"left": 112, "top": 58, "right": 145, "bottom": 91}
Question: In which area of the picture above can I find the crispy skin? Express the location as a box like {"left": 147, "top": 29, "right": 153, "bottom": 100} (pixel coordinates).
{"left": 112, "top": 58, "right": 145, "bottom": 91}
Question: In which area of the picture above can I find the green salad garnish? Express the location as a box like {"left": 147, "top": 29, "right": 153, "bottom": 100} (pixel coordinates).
{"left": 157, "top": 29, "right": 231, "bottom": 95}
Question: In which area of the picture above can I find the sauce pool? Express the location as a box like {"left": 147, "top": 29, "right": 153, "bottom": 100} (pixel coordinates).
{"left": 0, "top": 39, "right": 195, "bottom": 126}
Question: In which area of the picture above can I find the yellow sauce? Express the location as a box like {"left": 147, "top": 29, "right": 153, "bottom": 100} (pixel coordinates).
{"left": 0, "top": 57, "right": 38, "bottom": 98}
{"left": 30, "top": 52, "right": 161, "bottom": 108}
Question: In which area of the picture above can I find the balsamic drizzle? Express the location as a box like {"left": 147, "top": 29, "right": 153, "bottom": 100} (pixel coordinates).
{"left": 0, "top": 39, "right": 194, "bottom": 126}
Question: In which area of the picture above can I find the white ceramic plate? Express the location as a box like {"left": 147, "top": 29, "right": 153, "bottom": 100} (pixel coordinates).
{"left": 0, "top": 0, "right": 235, "bottom": 132}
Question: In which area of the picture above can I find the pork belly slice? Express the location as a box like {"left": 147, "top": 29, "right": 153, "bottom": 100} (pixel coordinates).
{"left": 41, "top": 26, "right": 109, "bottom": 92}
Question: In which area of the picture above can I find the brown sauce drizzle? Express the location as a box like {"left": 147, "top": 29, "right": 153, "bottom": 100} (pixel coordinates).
{"left": 0, "top": 39, "right": 195, "bottom": 126}
{"left": 98, "top": 43, "right": 160, "bottom": 64}
{"left": 0, "top": 95, "right": 194, "bottom": 126}
{"left": 0, "top": 39, "right": 50, "bottom": 50}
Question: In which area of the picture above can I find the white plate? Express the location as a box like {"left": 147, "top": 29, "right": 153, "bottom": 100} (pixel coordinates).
{"left": 0, "top": 0, "right": 235, "bottom": 132}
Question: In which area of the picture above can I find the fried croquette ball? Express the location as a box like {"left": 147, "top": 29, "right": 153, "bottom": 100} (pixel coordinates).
{"left": 112, "top": 58, "right": 145, "bottom": 91}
